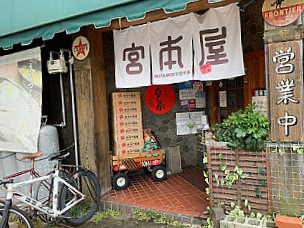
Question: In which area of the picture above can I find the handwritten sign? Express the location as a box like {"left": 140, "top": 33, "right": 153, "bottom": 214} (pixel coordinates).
{"left": 144, "top": 85, "right": 175, "bottom": 114}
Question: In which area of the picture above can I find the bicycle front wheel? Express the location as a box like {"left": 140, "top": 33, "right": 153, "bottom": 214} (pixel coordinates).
{"left": 59, "top": 169, "right": 100, "bottom": 226}
{"left": 0, "top": 206, "right": 34, "bottom": 228}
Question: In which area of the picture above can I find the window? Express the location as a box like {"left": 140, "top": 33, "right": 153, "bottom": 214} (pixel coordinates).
{"left": 218, "top": 76, "right": 244, "bottom": 122}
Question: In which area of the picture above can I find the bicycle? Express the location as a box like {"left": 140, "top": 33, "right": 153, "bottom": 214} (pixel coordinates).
{"left": 0, "top": 179, "right": 34, "bottom": 228}
{"left": 0, "top": 147, "right": 72, "bottom": 208}
{"left": 0, "top": 151, "right": 100, "bottom": 226}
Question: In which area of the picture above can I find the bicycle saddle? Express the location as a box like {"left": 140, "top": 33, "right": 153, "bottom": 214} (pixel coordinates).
{"left": 20, "top": 151, "right": 42, "bottom": 160}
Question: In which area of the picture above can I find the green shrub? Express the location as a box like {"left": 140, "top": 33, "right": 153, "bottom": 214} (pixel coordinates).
{"left": 210, "top": 104, "right": 270, "bottom": 151}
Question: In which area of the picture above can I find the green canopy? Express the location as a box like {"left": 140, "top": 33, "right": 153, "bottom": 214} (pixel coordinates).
{"left": 0, "top": 0, "right": 198, "bottom": 49}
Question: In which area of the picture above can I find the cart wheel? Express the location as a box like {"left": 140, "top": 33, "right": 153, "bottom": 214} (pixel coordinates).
{"left": 112, "top": 172, "right": 129, "bottom": 190}
{"left": 151, "top": 165, "right": 167, "bottom": 182}
{"left": 143, "top": 166, "right": 153, "bottom": 173}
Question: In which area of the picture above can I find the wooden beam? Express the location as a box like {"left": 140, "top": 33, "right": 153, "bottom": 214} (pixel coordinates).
{"left": 99, "top": 0, "right": 241, "bottom": 32}
{"left": 73, "top": 27, "right": 112, "bottom": 195}
{"left": 264, "top": 25, "right": 304, "bottom": 44}
{"left": 208, "top": 82, "right": 219, "bottom": 126}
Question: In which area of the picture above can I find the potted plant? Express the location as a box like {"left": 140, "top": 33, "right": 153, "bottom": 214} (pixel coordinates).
{"left": 210, "top": 103, "right": 270, "bottom": 151}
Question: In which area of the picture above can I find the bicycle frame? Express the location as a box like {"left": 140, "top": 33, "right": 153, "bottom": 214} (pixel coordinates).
{"left": 0, "top": 181, "right": 13, "bottom": 228}
{"left": 0, "top": 159, "right": 57, "bottom": 206}
{"left": 5, "top": 169, "right": 85, "bottom": 218}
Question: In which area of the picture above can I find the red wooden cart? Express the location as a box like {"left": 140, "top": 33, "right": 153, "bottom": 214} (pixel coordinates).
{"left": 111, "top": 149, "right": 166, "bottom": 190}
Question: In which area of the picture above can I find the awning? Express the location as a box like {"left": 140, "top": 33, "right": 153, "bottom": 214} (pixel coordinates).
{"left": 0, "top": 0, "right": 200, "bottom": 50}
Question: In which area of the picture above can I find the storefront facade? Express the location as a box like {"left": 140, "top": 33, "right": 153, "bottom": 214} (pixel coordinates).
{"left": 0, "top": 0, "right": 267, "bottom": 197}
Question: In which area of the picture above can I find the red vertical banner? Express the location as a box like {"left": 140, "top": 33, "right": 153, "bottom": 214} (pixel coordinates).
{"left": 145, "top": 85, "right": 175, "bottom": 114}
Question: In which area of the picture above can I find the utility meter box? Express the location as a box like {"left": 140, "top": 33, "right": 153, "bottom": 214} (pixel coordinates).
{"left": 47, "top": 59, "right": 68, "bottom": 74}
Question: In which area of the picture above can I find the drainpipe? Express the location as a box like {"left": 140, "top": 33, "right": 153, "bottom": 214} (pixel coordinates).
{"left": 66, "top": 50, "right": 79, "bottom": 168}
{"left": 47, "top": 49, "right": 79, "bottom": 167}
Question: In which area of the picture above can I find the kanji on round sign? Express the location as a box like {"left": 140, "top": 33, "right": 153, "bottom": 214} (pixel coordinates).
{"left": 145, "top": 85, "right": 175, "bottom": 114}
{"left": 72, "top": 36, "right": 90, "bottom": 60}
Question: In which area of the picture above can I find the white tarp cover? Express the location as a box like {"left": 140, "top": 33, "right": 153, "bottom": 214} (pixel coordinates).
{"left": 193, "top": 3, "right": 244, "bottom": 81}
{"left": 0, "top": 47, "right": 42, "bottom": 153}
{"left": 150, "top": 14, "right": 193, "bottom": 85}
{"left": 114, "top": 24, "right": 151, "bottom": 88}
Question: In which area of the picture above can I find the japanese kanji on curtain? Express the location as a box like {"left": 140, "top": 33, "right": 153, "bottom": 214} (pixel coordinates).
{"left": 113, "top": 24, "right": 151, "bottom": 88}
{"left": 0, "top": 48, "right": 42, "bottom": 153}
{"left": 113, "top": 3, "right": 245, "bottom": 88}
{"left": 150, "top": 14, "right": 193, "bottom": 85}
{"left": 192, "top": 3, "right": 245, "bottom": 81}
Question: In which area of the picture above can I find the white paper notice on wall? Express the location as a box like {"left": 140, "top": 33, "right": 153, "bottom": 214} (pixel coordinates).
{"left": 195, "top": 92, "right": 206, "bottom": 108}
{"left": 201, "top": 115, "right": 209, "bottom": 130}
{"left": 219, "top": 91, "right": 227, "bottom": 107}
{"left": 179, "top": 89, "right": 196, "bottom": 100}
{"left": 176, "top": 111, "right": 205, "bottom": 135}
{"left": 114, "top": 24, "right": 151, "bottom": 88}
{"left": 252, "top": 96, "right": 268, "bottom": 118}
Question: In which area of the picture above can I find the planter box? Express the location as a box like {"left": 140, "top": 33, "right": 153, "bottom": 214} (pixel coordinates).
{"left": 220, "top": 216, "right": 276, "bottom": 228}
{"left": 220, "top": 215, "right": 236, "bottom": 228}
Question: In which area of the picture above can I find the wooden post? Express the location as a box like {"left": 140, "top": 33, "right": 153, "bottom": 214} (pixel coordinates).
{"left": 265, "top": 147, "right": 273, "bottom": 215}
{"left": 208, "top": 82, "right": 219, "bottom": 126}
{"left": 73, "top": 26, "right": 111, "bottom": 195}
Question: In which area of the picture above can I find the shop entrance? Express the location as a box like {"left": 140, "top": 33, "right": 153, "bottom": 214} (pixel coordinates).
{"left": 101, "top": 168, "right": 209, "bottom": 225}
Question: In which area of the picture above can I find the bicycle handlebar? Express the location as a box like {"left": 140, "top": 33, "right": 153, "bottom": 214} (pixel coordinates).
{"left": 0, "top": 179, "right": 13, "bottom": 185}
{"left": 49, "top": 151, "right": 70, "bottom": 161}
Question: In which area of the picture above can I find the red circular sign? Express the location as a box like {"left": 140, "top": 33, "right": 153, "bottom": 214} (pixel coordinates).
{"left": 72, "top": 36, "right": 90, "bottom": 60}
{"left": 144, "top": 85, "right": 175, "bottom": 114}
{"left": 262, "top": 0, "right": 304, "bottom": 26}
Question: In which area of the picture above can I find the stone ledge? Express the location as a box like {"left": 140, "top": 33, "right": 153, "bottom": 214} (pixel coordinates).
{"left": 100, "top": 199, "right": 207, "bottom": 227}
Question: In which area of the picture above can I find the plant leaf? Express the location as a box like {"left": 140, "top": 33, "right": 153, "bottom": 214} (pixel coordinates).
{"left": 203, "top": 157, "right": 208, "bottom": 163}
